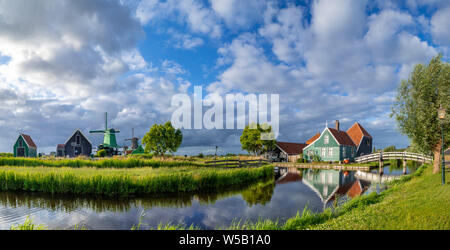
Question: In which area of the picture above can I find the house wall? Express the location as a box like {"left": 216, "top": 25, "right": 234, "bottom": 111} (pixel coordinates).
{"left": 288, "top": 154, "right": 300, "bottom": 162}
{"left": 356, "top": 136, "right": 372, "bottom": 156}
{"left": 303, "top": 129, "right": 340, "bottom": 162}
{"left": 64, "top": 131, "right": 92, "bottom": 158}
{"left": 14, "top": 136, "right": 28, "bottom": 157}
{"left": 303, "top": 129, "right": 356, "bottom": 162}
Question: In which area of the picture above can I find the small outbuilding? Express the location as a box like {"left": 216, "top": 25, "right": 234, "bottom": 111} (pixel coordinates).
{"left": 13, "top": 134, "right": 37, "bottom": 157}
{"left": 58, "top": 129, "right": 92, "bottom": 158}
{"left": 268, "top": 142, "right": 307, "bottom": 162}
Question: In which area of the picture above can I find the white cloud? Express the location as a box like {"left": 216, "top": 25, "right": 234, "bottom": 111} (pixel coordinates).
{"left": 210, "top": 0, "right": 267, "bottom": 29}
{"left": 431, "top": 5, "right": 450, "bottom": 46}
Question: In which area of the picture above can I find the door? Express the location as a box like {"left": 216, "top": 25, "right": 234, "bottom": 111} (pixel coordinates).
{"left": 17, "top": 148, "right": 25, "bottom": 157}
{"left": 74, "top": 146, "right": 82, "bottom": 156}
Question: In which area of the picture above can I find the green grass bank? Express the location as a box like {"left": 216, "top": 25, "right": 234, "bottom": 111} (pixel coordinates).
{"left": 221, "top": 164, "right": 449, "bottom": 230}
{"left": 0, "top": 165, "right": 273, "bottom": 197}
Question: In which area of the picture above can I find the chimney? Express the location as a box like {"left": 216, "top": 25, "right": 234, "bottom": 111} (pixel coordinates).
{"left": 335, "top": 120, "right": 340, "bottom": 131}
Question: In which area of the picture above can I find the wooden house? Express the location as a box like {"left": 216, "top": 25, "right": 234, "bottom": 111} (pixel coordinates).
{"left": 268, "top": 142, "right": 307, "bottom": 162}
{"left": 303, "top": 121, "right": 356, "bottom": 162}
{"left": 58, "top": 129, "right": 92, "bottom": 158}
{"left": 13, "top": 134, "right": 37, "bottom": 157}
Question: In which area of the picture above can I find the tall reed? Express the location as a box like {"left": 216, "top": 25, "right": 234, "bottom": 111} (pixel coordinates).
{"left": 0, "top": 165, "right": 274, "bottom": 196}
{"left": 0, "top": 157, "right": 203, "bottom": 169}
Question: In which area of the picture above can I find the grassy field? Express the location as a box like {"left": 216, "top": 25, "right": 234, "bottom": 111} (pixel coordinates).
{"left": 0, "top": 165, "right": 273, "bottom": 196}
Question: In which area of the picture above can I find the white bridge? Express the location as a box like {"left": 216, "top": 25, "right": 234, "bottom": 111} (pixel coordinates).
{"left": 355, "top": 152, "right": 433, "bottom": 164}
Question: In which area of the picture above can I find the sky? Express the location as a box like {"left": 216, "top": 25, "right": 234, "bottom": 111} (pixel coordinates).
{"left": 0, "top": 0, "right": 448, "bottom": 155}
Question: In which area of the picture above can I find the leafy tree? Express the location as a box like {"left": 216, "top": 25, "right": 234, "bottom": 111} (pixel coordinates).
{"left": 391, "top": 54, "right": 449, "bottom": 173}
{"left": 240, "top": 123, "right": 276, "bottom": 155}
{"left": 142, "top": 122, "right": 183, "bottom": 157}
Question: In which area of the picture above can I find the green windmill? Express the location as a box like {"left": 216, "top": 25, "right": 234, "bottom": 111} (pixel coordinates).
{"left": 90, "top": 112, "right": 120, "bottom": 156}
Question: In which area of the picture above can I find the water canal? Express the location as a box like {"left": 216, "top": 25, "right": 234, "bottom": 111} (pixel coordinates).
{"left": 0, "top": 165, "right": 417, "bottom": 230}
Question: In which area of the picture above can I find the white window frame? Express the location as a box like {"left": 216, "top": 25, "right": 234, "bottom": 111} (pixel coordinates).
{"left": 324, "top": 135, "right": 329, "bottom": 144}
{"left": 321, "top": 148, "right": 326, "bottom": 157}
{"left": 328, "top": 147, "right": 333, "bottom": 157}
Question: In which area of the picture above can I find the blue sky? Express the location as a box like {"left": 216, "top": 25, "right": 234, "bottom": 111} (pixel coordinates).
{"left": 0, "top": 0, "right": 448, "bottom": 155}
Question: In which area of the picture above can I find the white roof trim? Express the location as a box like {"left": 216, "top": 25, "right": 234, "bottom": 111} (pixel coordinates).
{"left": 303, "top": 127, "right": 341, "bottom": 151}
{"left": 64, "top": 129, "right": 93, "bottom": 146}
{"left": 18, "top": 134, "right": 30, "bottom": 148}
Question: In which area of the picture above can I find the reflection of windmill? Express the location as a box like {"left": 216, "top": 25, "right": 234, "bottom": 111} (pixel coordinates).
{"left": 125, "top": 128, "right": 139, "bottom": 150}
{"left": 89, "top": 112, "right": 120, "bottom": 156}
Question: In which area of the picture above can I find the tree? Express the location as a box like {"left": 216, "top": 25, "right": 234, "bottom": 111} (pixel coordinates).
{"left": 240, "top": 123, "right": 276, "bottom": 155}
{"left": 391, "top": 54, "right": 449, "bottom": 174}
{"left": 142, "top": 122, "right": 183, "bottom": 157}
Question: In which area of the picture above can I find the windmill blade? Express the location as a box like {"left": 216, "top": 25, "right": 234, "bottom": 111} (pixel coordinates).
{"left": 90, "top": 130, "right": 105, "bottom": 133}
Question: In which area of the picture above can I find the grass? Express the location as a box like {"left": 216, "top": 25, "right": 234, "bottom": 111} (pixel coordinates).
{"left": 0, "top": 165, "right": 274, "bottom": 196}
{"left": 0, "top": 157, "right": 204, "bottom": 169}
{"left": 9, "top": 216, "right": 47, "bottom": 230}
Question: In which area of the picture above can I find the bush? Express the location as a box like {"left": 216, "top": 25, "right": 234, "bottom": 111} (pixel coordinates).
{"left": 0, "top": 153, "right": 13, "bottom": 157}
{"left": 197, "top": 153, "right": 204, "bottom": 158}
{"left": 97, "top": 149, "right": 107, "bottom": 158}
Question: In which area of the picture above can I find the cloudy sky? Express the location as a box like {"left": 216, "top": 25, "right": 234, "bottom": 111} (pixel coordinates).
{"left": 0, "top": 0, "right": 448, "bottom": 155}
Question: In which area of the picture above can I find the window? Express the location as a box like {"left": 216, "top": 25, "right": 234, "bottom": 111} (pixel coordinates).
{"left": 328, "top": 147, "right": 333, "bottom": 157}
{"left": 343, "top": 148, "right": 347, "bottom": 157}
{"left": 76, "top": 135, "right": 81, "bottom": 144}
{"left": 321, "top": 148, "right": 326, "bottom": 157}
{"left": 324, "top": 135, "right": 329, "bottom": 144}
{"left": 19, "top": 139, "right": 23, "bottom": 147}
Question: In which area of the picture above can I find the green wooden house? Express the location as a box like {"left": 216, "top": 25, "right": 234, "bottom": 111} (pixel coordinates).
{"left": 303, "top": 121, "right": 356, "bottom": 162}
{"left": 13, "top": 134, "right": 37, "bottom": 157}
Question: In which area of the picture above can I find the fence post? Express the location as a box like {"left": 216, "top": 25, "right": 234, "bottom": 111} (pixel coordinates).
{"left": 379, "top": 151, "right": 384, "bottom": 176}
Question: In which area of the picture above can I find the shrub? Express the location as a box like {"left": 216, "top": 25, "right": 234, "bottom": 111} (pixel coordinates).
{"left": 97, "top": 150, "right": 107, "bottom": 158}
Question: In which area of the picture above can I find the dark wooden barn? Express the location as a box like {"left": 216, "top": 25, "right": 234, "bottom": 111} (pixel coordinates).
{"left": 58, "top": 129, "right": 92, "bottom": 158}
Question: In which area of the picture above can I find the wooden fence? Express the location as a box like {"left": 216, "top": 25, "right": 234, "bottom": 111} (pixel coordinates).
{"left": 204, "top": 159, "right": 270, "bottom": 168}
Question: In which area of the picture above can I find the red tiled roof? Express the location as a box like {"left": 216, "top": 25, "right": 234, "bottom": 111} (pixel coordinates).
{"left": 276, "top": 142, "right": 307, "bottom": 155}
{"left": 347, "top": 122, "right": 372, "bottom": 146}
{"left": 328, "top": 128, "right": 356, "bottom": 146}
{"left": 21, "top": 134, "right": 37, "bottom": 148}
{"left": 306, "top": 133, "right": 321, "bottom": 145}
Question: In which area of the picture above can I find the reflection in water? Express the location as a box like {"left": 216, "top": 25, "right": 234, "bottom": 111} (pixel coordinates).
{"left": 0, "top": 167, "right": 384, "bottom": 229}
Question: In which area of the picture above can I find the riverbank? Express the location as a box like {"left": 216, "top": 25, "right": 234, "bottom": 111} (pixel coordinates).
{"left": 224, "top": 164, "right": 449, "bottom": 230}
{"left": 0, "top": 165, "right": 273, "bottom": 196}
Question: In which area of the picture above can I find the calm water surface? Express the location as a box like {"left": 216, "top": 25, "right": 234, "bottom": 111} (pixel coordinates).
{"left": 0, "top": 166, "right": 412, "bottom": 230}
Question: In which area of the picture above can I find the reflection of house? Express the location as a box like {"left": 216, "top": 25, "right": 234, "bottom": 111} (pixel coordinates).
{"left": 13, "top": 134, "right": 37, "bottom": 157}
{"left": 58, "top": 129, "right": 92, "bottom": 158}
{"left": 303, "top": 121, "right": 373, "bottom": 162}
{"left": 302, "top": 169, "right": 356, "bottom": 204}
{"left": 268, "top": 142, "right": 307, "bottom": 162}
{"left": 275, "top": 168, "right": 302, "bottom": 185}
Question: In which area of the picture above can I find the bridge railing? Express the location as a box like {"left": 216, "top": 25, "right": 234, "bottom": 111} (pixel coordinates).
{"left": 355, "top": 152, "right": 433, "bottom": 163}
